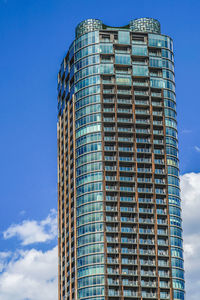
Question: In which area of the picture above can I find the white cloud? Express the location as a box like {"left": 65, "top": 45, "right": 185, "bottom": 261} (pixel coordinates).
{"left": 0, "top": 247, "right": 58, "bottom": 300}
{"left": 0, "top": 176, "right": 200, "bottom": 300}
{"left": 181, "top": 172, "right": 200, "bottom": 234}
{"left": 3, "top": 209, "right": 57, "bottom": 245}
{"left": 194, "top": 145, "right": 200, "bottom": 153}
{"left": 0, "top": 252, "right": 11, "bottom": 272}
{"left": 181, "top": 172, "right": 200, "bottom": 300}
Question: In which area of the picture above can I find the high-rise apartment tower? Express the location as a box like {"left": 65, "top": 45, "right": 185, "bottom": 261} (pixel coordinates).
{"left": 57, "top": 18, "right": 185, "bottom": 300}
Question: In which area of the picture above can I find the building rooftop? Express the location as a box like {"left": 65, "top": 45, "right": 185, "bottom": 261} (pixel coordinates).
{"left": 75, "top": 17, "right": 161, "bottom": 38}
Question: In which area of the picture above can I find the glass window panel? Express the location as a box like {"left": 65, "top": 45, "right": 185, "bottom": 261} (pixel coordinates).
{"left": 118, "top": 31, "right": 130, "bottom": 44}
{"left": 77, "top": 192, "right": 103, "bottom": 207}
{"left": 132, "top": 45, "right": 148, "bottom": 56}
{"left": 75, "top": 55, "right": 100, "bottom": 72}
{"left": 78, "top": 232, "right": 104, "bottom": 246}
{"left": 115, "top": 54, "right": 131, "bottom": 65}
{"left": 132, "top": 65, "right": 149, "bottom": 76}
{"left": 100, "top": 43, "right": 113, "bottom": 54}
{"left": 100, "top": 64, "right": 114, "bottom": 74}
{"left": 116, "top": 74, "right": 132, "bottom": 85}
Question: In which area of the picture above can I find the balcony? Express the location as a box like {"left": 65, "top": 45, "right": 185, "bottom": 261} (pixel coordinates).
{"left": 106, "top": 216, "right": 118, "bottom": 222}
{"left": 137, "top": 149, "right": 151, "bottom": 155}
{"left": 142, "top": 293, "right": 157, "bottom": 299}
{"left": 139, "top": 239, "right": 154, "bottom": 245}
{"left": 139, "top": 218, "right": 154, "bottom": 224}
{"left": 154, "top": 149, "right": 164, "bottom": 155}
{"left": 140, "top": 260, "right": 155, "bottom": 266}
{"left": 122, "top": 270, "right": 137, "bottom": 276}
{"left": 118, "top": 137, "right": 133, "bottom": 142}
{"left": 118, "top": 99, "right": 132, "bottom": 104}
{"left": 104, "top": 107, "right": 115, "bottom": 113}
{"left": 139, "top": 208, "right": 153, "bottom": 214}
{"left": 104, "top": 136, "right": 115, "bottom": 141}
{"left": 155, "top": 179, "right": 165, "bottom": 184}
{"left": 121, "top": 238, "right": 137, "bottom": 244}
{"left": 106, "top": 227, "right": 118, "bottom": 233}
{"left": 120, "top": 186, "right": 135, "bottom": 192}
{"left": 153, "top": 111, "right": 163, "bottom": 116}
{"left": 138, "top": 197, "right": 153, "bottom": 203}
{"left": 105, "top": 156, "right": 116, "bottom": 161}
{"left": 119, "top": 157, "right": 134, "bottom": 162}
{"left": 154, "top": 159, "right": 165, "bottom": 164}
{"left": 120, "top": 176, "right": 134, "bottom": 182}
{"left": 153, "top": 130, "right": 163, "bottom": 135}
{"left": 158, "top": 261, "right": 169, "bottom": 267}
{"left": 102, "top": 79, "right": 114, "bottom": 84}
{"left": 156, "top": 198, "right": 166, "bottom": 204}
{"left": 157, "top": 240, "right": 168, "bottom": 246}
{"left": 119, "top": 147, "right": 134, "bottom": 152}
{"left": 136, "top": 129, "right": 150, "bottom": 134}
{"left": 153, "top": 120, "right": 163, "bottom": 125}
{"left": 157, "top": 219, "right": 168, "bottom": 225}
{"left": 106, "top": 185, "right": 117, "bottom": 191}
{"left": 105, "top": 176, "right": 117, "bottom": 181}
{"left": 141, "top": 270, "right": 156, "bottom": 277}
{"left": 135, "top": 109, "right": 150, "bottom": 115}
{"left": 108, "top": 290, "right": 120, "bottom": 297}
{"left": 103, "top": 89, "right": 114, "bottom": 94}
{"left": 121, "top": 217, "right": 135, "bottom": 223}
{"left": 122, "top": 280, "right": 138, "bottom": 286}
{"left": 104, "top": 117, "right": 115, "bottom": 122}
{"left": 152, "top": 101, "right": 162, "bottom": 107}
{"left": 107, "top": 279, "right": 119, "bottom": 285}
{"left": 103, "top": 98, "right": 114, "bottom": 104}
{"left": 140, "top": 249, "right": 155, "bottom": 255}
{"left": 134, "top": 91, "right": 149, "bottom": 96}
{"left": 133, "top": 81, "right": 148, "bottom": 87}
{"left": 137, "top": 157, "right": 151, "bottom": 163}
{"left": 136, "top": 138, "right": 151, "bottom": 144}
{"left": 107, "top": 237, "right": 118, "bottom": 243}
{"left": 104, "top": 127, "right": 115, "bottom": 132}
{"left": 136, "top": 119, "right": 150, "bottom": 124}
{"left": 118, "top": 118, "right": 132, "bottom": 123}
{"left": 105, "top": 196, "right": 117, "bottom": 203}
{"left": 105, "top": 166, "right": 117, "bottom": 171}
{"left": 158, "top": 250, "right": 168, "bottom": 256}
{"left": 137, "top": 168, "right": 152, "bottom": 173}
{"left": 119, "top": 166, "right": 134, "bottom": 172}
{"left": 117, "top": 89, "right": 132, "bottom": 95}
{"left": 106, "top": 204, "right": 117, "bottom": 211}
{"left": 118, "top": 127, "right": 133, "bottom": 133}
{"left": 152, "top": 92, "right": 162, "bottom": 97}
{"left": 121, "top": 248, "right": 137, "bottom": 254}
{"left": 105, "top": 146, "right": 116, "bottom": 151}
{"left": 141, "top": 281, "right": 157, "bottom": 288}
{"left": 118, "top": 108, "right": 132, "bottom": 113}
{"left": 138, "top": 178, "right": 152, "bottom": 184}
{"left": 159, "top": 272, "right": 169, "bottom": 278}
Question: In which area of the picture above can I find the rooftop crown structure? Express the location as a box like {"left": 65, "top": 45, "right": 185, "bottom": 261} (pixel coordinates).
{"left": 57, "top": 18, "right": 185, "bottom": 300}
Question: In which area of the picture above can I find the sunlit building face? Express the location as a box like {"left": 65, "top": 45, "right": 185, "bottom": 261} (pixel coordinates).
{"left": 57, "top": 18, "right": 185, "bottom": 300}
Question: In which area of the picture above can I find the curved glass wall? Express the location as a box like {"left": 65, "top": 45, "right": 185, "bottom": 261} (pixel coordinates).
{"left": 74, "top": 30, "right": 105, "bottom": 300}
{"left": 149, "top": 34, "right": 185, "bottom": 299}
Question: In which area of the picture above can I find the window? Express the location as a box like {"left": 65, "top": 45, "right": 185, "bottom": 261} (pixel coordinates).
{"left": 118, "top": 31, "right": 130, "bottom": 44}
{"left": 115, "top": 54, "right": 131, "bottom": 65}
{"left": 132, "top": 45, "right": 148, "bottom": 56}
{"left": 132, "top": 66, "right": 148, "bottom": 76}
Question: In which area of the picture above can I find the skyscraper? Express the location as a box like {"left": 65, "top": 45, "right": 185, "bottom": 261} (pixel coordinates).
{"left": 57, "top": 18, "right": 185, "bottom": 300}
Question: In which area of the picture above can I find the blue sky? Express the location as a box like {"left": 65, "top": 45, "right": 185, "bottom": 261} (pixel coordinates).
{"left": 0, "top": 0, "right": 200, "bottom": 299}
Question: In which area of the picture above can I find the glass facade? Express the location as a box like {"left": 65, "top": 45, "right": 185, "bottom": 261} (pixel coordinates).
{"left": 57, "top": 18, "right": 185, "bottom": 300}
